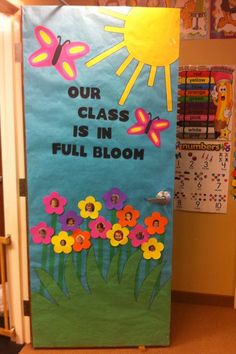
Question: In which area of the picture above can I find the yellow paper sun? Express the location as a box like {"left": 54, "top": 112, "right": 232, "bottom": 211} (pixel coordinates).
{"left": 86, "top": 8, "right": 179, "bottom": 111}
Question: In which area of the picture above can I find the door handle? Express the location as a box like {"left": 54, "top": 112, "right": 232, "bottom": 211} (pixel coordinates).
{"left": 146, "top": 191, "right": 171, "bottom": 205}
{"left": 0, "top": 176, "right": 2, "bottom": 183}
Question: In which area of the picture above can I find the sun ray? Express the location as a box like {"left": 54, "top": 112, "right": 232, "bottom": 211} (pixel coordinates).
{"left": 148, "top": 66, "right": 157, "bottom": 87}
{"left": 165, "top": 65, "right": 172, "bottom": 112}
{"left": 99, "top": 8, "right": 128, "bottom": 21}
{"left": 105, "top": 26, "right": 125, "bottom": 34}
{"left": 116, "top": 54, "right": 134, "bottom": 76}
{"left": 86, "top": 41, "right": 126, "bottom": 68}
{"left": 119, "top": 61, "right": 144, "bottom": 105}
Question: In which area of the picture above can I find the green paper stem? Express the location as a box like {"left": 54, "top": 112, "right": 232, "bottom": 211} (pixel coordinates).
{"left": 98, "top": 238, "right": 103, "bottom": 272}
{"left": 145, "top": 258, "right": 151, "bottom": 278}
{"left": 109, "top": 210, "right": 117, "bottom": 261}
{"left": 76, "top": 252, "right": 82, "bottom": 279}
{"left": 109, "top": 243, "right": 115, "bottom": 260}
{"left": 39, "top": 244, "right": 48, "bottom": 294}
{"left": 49, "top": 214, "right": 58, "bottom": 277}
{"left": 58, "top": 253, "right": 65, "bottom": 290}
{"left": 111, "top": 210, "right": 117, "bottom": 225}
{"left": 86, "top": 218, "right": 90, "bottom": 231}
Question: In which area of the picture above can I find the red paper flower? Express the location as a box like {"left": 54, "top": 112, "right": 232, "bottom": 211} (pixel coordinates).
{"left": 89, "top": 216, "right": 112, "bottom": 239}
{"left": 116, "top": 205, "right": 140, "bottom": 227}
{"left": 144, "top": 212, "right": 168, "bottom": 235}
{"left": 30, "top": 222, "right": 54, "bottom": 245}
{"left": 128, "top": 224, "right": 149, "bottom": 247}
{"left": 43, "top": 191, "right": 67, "bottom": 215}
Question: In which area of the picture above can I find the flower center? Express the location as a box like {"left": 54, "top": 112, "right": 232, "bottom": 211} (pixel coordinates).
{"left": 111, "top": 194, "right": 119, "bottom": 204}
{"left": 50, "top": 198, "right": 59, "bottom": 208}
{"left": 66, "top": 218, "right": 75, "bottom": 226}
{"left": 114, "top": 231, "right": 123, "bottom": 241}
{"left": 136, "top": 232, "right": 144, "bottom": 240}
{"left": 125, "top": 212, "right": 132, "bottom": 221}
{"left": 149, "top": 245, "right": 156, "bottom": 252}
{"left": 96, "top": 223, "right": 105, "bottom": 232}
{"left": 76, "top": 235, "right": 84, "bottom": 244}
{"left": 39, "top": 228, "right": 46, "bottom": 238}
{"left": 85, "top": 203, "right": 94, "bottom": 212}
{"left": 153, "top": 220, "right": 159, "bottom": 228}
{"left": 60, "top": 239, "right": 66, "bottom": 246}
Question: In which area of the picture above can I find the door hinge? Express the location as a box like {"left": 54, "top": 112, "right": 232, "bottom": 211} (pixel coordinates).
{"left": 23, "top": 300, "right": 31, "bottom": 317}
{"left": 15, "top": 43, "right": 22, "bottom": 63}
{"left": 19, "top": 178, "right": 27, "bottom": 197}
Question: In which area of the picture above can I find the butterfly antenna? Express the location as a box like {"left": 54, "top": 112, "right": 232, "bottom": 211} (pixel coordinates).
{"left": 62, "top": 39, "right": 71, "bottom": 46}
{"left": 57, "top": 35, "right": 62, "bottom": 44}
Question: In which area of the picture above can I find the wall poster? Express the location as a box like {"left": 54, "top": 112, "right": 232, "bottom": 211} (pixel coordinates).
{"left": 210, "top": 0, "right": 236, "bottom": 39}
{"left": 175, "top": 65, "right": 234, "bottom": 213}
{"left": 23, "top": 6, "right": 180, "bottom": 348}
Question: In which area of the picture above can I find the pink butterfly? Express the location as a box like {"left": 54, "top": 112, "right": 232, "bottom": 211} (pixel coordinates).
{"left": 127, "top": 108, "right": 170, "bottom": 148}
{"left": 28, "top": 26, "right": 90, "bottom": 81}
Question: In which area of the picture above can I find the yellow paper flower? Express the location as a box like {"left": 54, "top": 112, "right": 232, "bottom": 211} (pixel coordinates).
{"left": 51, "top": 231, "right": 74, "bottom": 254}
{"left": 106, "top": 223, "right": 129, "bottom": 247}
{"left": 78, "top": 196, "right": 102, "bottom": 219}
{"left": 141, "top": 238, "right": 164, "bottom": 260}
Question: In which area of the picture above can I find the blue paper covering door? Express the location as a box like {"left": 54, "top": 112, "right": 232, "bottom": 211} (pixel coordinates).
{"left": 23, "top": 6, "right": 180, "bottom": 348}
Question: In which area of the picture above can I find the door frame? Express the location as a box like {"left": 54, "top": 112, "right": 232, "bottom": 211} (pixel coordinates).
{"left": 0, "top": 10, "right": 30, "bottom": 344}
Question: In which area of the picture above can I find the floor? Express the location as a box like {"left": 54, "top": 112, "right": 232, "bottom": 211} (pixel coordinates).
{"left": 15, "top": 302, "right": 236, "bottom": 354}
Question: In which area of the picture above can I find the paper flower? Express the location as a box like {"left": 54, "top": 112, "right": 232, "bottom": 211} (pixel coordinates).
{"left": 144, "top": 212, "right": 168, "bottom": 235}
{"left": 106, "top": 223, "right": 129, "bottom": 247}
{"left": 116, "top": 204, "right": 140, "bottom": 227}
{"left": 141, "top": 238, "right": 164, "bottom": 260}
{"left": 102, "top": 187, "right": 127, "bottom": 210}
{"left": 72, "top": 229, "right": 91, "bottom": 252}
{"left": 30, "top": 221, "right": 54, "bottom": 245}
{"left": 128, "top": 224, "right": 149, "bottom": 247}
{"left": 51, "top": 231, "right": 74, "bottom": 254}
{"left": 89, "top": 216, "right": 112, "bottom": 239}
{"left": 59, "top": 210, "right": 83, "bottom": 231}
{"left": 43, "top": 191, "right": 67, "bottom": 215}
{"left": 78, "top": 196, "right": 102, "bottom": 219}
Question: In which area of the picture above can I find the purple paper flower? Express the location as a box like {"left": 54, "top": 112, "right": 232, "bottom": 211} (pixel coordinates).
{"left": 43, "top": 191, "right": 67, "bottom": 215}
{"left": 89, "top": 216, "right": 112, "bottom": 239}
{"left": 30, "top": 221, "right": 54, "bottom": 245}
{"left": 102, "top": 187, "right": 127, "bottom": 210}
{"left": 129, "top": 224, "right": 149, "bottom": 247}
{"left": 59, "top": 210, "right": 83, "bottom": 231}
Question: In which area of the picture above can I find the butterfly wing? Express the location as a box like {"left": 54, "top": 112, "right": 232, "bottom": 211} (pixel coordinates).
{"left": 29, "top": 26, "right": 58, "bottom": 67}
{"left": 127, "top": 108, "right": 150, "bottom": 135}
{"left": 55, "top": 41, "right": 90, "bottom": 81}
{"left": 147, "top": 119, "right": 170, "bottom": 147}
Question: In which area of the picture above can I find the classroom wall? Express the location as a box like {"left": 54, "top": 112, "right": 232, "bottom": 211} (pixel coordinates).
{"left": 20, "top": 2, "right": 236, "bottom": 296}
{"left": 172, "top": 39, "right": 236, "bottom": 296}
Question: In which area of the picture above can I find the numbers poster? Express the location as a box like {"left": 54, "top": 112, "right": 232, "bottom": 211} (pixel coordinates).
{"left": 175, "top": 66, "right": 234, "bottom": 213}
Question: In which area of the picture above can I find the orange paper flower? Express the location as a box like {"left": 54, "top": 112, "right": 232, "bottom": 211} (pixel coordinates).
{"left": 116, "top": 205, "right": 140, "bottom": 227}
{"left": 144, "top": 211, "right": 168, "bottom": 235}
{"left": 72, "top": 229, "right": 91, "bottom": 252}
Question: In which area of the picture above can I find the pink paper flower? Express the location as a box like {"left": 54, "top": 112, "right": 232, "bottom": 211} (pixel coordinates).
{"left": 30, "top": 221, "right": 54, "bottom": 245}
{"left": 128, "top": 224, "right": 149, "bottom": 247}
{"left": 89, "top": 216, "right": 112, "bottom": 239}
{"left": 43, "top": 192, "right": 67, "bottom": 215}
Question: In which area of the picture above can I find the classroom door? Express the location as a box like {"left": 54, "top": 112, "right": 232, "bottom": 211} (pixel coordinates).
{"left": 23, "top": 6, "right": 180, "bottom": 348}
